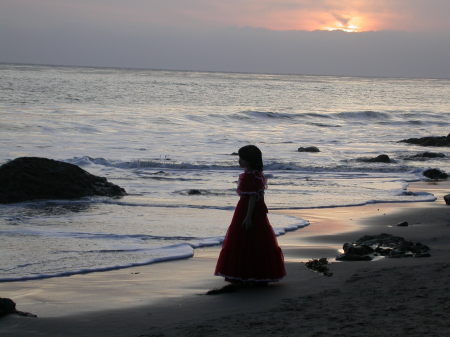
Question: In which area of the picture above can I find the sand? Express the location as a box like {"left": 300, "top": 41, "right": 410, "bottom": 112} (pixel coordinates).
{"left": 1, "top": 181, "right": 449, "bottom": 337}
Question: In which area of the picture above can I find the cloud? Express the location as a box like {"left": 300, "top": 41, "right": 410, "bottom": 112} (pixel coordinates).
{"left": 1, "top": 22, "right": 449, "bottom": 79}
{"left": 1, "top": 0, "right": 449, "bottom": 78}
{"left": 1, "top": 0, "right": 450, "bottom": 32}
{"left": 332, "top": 13, "right": 351, "bottom": 27}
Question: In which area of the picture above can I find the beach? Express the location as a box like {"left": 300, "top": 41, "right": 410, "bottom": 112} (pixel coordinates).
{"left": 1, "top": 180, "right": 449, "bottom": 337}
{"left": 2, "top": 64, "right": 450, "bottom": 283}
{"left": 1, "top": 3, "right": 450, "bottom": 334}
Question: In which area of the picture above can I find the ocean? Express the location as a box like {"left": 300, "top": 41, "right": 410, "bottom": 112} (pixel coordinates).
{"left": 1, "top": 64, "right": 449, "bottom": 282}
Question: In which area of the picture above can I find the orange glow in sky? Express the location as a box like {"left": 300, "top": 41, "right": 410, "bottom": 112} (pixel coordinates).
{"left": 321, "top": 15, "right": 363, "bottom": 32}
{"left": 2, "top": 0, "right": 448, "bottom": 34}
{"left": 252, "top": 10, "right": 381, "bottom": 32}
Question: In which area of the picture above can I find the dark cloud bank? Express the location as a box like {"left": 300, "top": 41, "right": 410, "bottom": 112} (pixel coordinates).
{"left": 1, "top": 25, "right": 449, "bottom": 78}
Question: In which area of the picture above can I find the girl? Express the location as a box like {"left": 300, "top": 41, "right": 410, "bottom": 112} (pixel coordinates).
{"left": 214, "top": 145, "right": 286, "bottom": 284}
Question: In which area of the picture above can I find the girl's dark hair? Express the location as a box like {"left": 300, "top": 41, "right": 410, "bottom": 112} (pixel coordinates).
{"left": 238, "top": 145, "right": 263, "bottom": 171}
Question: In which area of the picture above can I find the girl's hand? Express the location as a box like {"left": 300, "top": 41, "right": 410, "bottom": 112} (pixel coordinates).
{"left": 242, "top": 216, "right": 253, "bottom": 231}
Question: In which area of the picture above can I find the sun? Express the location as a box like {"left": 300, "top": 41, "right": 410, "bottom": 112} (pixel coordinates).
{"left": 323, "top": 23, "right": 359, "bottom": 32}
{"left": 321, "top": 15, "right": 361, "bottom": 32}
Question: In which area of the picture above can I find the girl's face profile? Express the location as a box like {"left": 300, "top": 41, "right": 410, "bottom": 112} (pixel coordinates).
{"left": 239, "top": 157, "right": 249, "bottom": 169}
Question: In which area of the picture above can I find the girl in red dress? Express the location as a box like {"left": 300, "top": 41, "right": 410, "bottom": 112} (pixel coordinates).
{"left": 214, "top": 145, "right": 286, "bottom": 284}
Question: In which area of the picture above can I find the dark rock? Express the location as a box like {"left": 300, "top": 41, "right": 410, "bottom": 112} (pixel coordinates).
{"left": 305, "top": 258, "right": 333, "bottom": 276}
{"left": 343, "top": 243, "right": 374, "bottom": 255}
{"left": 0, "top": 157, "right": 126, "bottom": 204}
{"left": 400, "top": 191, "right": 417, "bottom": 196}
{"left": 399, "top": 133, "right": 450, "bottom": 147}
{"left": 355, "top": 233, "right": 405, "bottom": 246}
{"left": 337, "top": 243, "right": 374, "bottom": 261}
{"left": 422, "top": 168, "right": 448, "bottom": 180}
{"left": 187, "top": 189, "right": 202, "bottom": 195}
{"left": 396, "top": 221, "right": 409, "bottom": 227}
{"left": 336, "top": 254, "right": 372, "bottom": 261}
{"left": 399, "top": 241, "right": 414, "bottom": 250}
{"left": 298, "top": 146, "right": 320, "bottom": 153}
{"left": 409, "top": 242, "right": 430, "bottom": 254}
{"left": 418, "top": 152, "right": 446, "bottom": 158}
{"left": 337, "top": 233, "right": 430, "bottom": 260}
{"left": 389, "top": 248, "right": 412, "bottom": 258}
{"left": 444, "top": 194, "right": 450, "bottom": 205}
{"left": 414, "top": 252, "right": 431, "bottom": 258}
{"left": 0, "top": 298, "right": 36, "bottom": 318}
{"left": 179, "top": 189, "right": 216, "bottom": 196}
{"left": 404, "top": 152, "right": 446, "bottom": 160}
{"left": 153, "top": 171, "right": 167, "bottom": 175}
{"left": 0, "top": 298, "right": 15, "bottom": 317}
{"left": 230, "top": 152, "right": 239, "bottom": 156}
{"left": 375, "top": 247, "right": 392, "bottom": 256}
{"left": 357, "top": 154, "right": 391, "bottom": 163}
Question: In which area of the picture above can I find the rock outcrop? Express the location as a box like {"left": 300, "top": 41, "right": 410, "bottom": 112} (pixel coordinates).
{"left": 396, "top": 221, "right": 409, "bottom": 227}
{"left": 187, "top": 189, "right": 202, "bottom": 195}
{"left": 0, "top": 157, "right": 126, "bottom": 203}
{"left": 336, "top": 233, "right": 430, "bottom": 261}
{"left": 305, "top": 258, "right": 333, "bottom": 277}
{"left": 399, "top": 133, "right": 450, "bottom": 147}
{"left": 0, "top": 298, "right": 36, "bottom": 318}
{"left": 444, "top": 194, "right": 450, "bottom": 205}
{"left": 357, "top": 154, "right": 391, "bottom": 163}
{"left": 298, "top": 146, "right": 320, "bottom": 153}
{"left": 422, "top": 168, "right": 448, "bottom": 180}
{"left": 404, "top": 152, "right": 446, "bottom": 160}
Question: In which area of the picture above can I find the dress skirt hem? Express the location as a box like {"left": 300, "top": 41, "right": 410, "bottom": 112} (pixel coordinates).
{"left": 214, "top": 272, "right": 282, "bottom": 283}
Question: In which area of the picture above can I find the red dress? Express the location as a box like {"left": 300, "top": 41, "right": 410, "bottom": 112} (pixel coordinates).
{"left": 214, "top": 170, "right": 286, "bottom": 282}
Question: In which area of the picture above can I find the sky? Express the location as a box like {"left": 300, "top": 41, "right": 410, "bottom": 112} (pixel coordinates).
{"left": 1, "top": 0, "right": 449, "bottom": 78}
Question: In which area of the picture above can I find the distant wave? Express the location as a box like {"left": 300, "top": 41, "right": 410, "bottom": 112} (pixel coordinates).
{"left": 309, "top": 122, "right": 342, "bottom": 128}
{"left": 377, "top": 120, "right": 450, "bottom": 126}
{"left": 206, "top": 110, "right": 300, "bottom": 121}
{"left": 208, "top": 110, "right": 334, "bottom": 121}
{"left": 65, "top": 156, "right": 422, "bottom": 175}
{"left": 228, "top": 110, "right": 393, "bottom": 121}
{"left": 238, "top": 110, "right": 299, "bottom": 119}
{"left": 208, "top": 109, "right": 447, "bottom": 126}
{"left": 334, "top": 110, "right": 391, "bottom": 120}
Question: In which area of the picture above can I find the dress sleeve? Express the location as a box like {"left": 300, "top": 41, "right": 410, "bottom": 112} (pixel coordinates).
{"left": 237, "top": 172, "right": 266, "bottom": 196}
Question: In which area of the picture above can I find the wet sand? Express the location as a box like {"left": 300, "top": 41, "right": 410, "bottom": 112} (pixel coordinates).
{"left": 1, "top": 181, "right": 449, "bottom": 337}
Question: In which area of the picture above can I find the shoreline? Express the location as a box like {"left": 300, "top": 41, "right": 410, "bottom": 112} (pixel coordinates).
{"left": 1, "top": 180, "right": 449, "bottom": 336}
{"left": 0, "top": 181, "right": 437, "bottom": 284}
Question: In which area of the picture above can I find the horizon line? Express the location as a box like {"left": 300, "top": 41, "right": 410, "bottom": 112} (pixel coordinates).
{"left": 1, "top": 61, "right": 449, "bottom": 81}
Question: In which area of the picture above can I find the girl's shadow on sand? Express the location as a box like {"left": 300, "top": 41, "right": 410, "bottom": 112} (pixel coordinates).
{"left": 206, "top": 282, "right": 269, "bottom": 295}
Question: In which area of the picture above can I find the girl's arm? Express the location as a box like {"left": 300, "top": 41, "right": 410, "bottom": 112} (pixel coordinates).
{"left": 242, "top": 194, "right": 257, "bottom": 230}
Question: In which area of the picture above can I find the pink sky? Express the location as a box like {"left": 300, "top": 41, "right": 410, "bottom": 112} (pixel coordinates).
{"left": 170, "top": 0, "right": 450, "bottom": 32}
{"left": 1, "top": 0, "right": 449, "bottom": 77}
{"left": 2, "top": 0, "right": 450, "bottom": 32}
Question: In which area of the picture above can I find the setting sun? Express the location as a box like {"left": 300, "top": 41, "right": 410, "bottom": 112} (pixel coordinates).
{"left": 323, "top": 23, "right": 359, "bottom": 32}
{"left": 321, "top": 14, "right": 362, "bottom": 32}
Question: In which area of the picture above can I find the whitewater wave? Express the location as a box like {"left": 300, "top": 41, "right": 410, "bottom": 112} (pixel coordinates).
{"left": 65, "top": 156, "right": 423, "bottom": 175}
{"left": 335, "top": 110, "right": 391, "bottom": 120}
{"left": 270, "top": 192, "right": 436, "bottom": 210}
{"left": 0, "top": 243, "right": 196, "bottom": 282}
{"left": 237, "top": 110, "right": 299, "bottom": 119}
{"left": 0, "top": 219, "right": 310, "bottom": 283}
{"left": 206, "top": 109, "right": 447, "bottom": 127}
